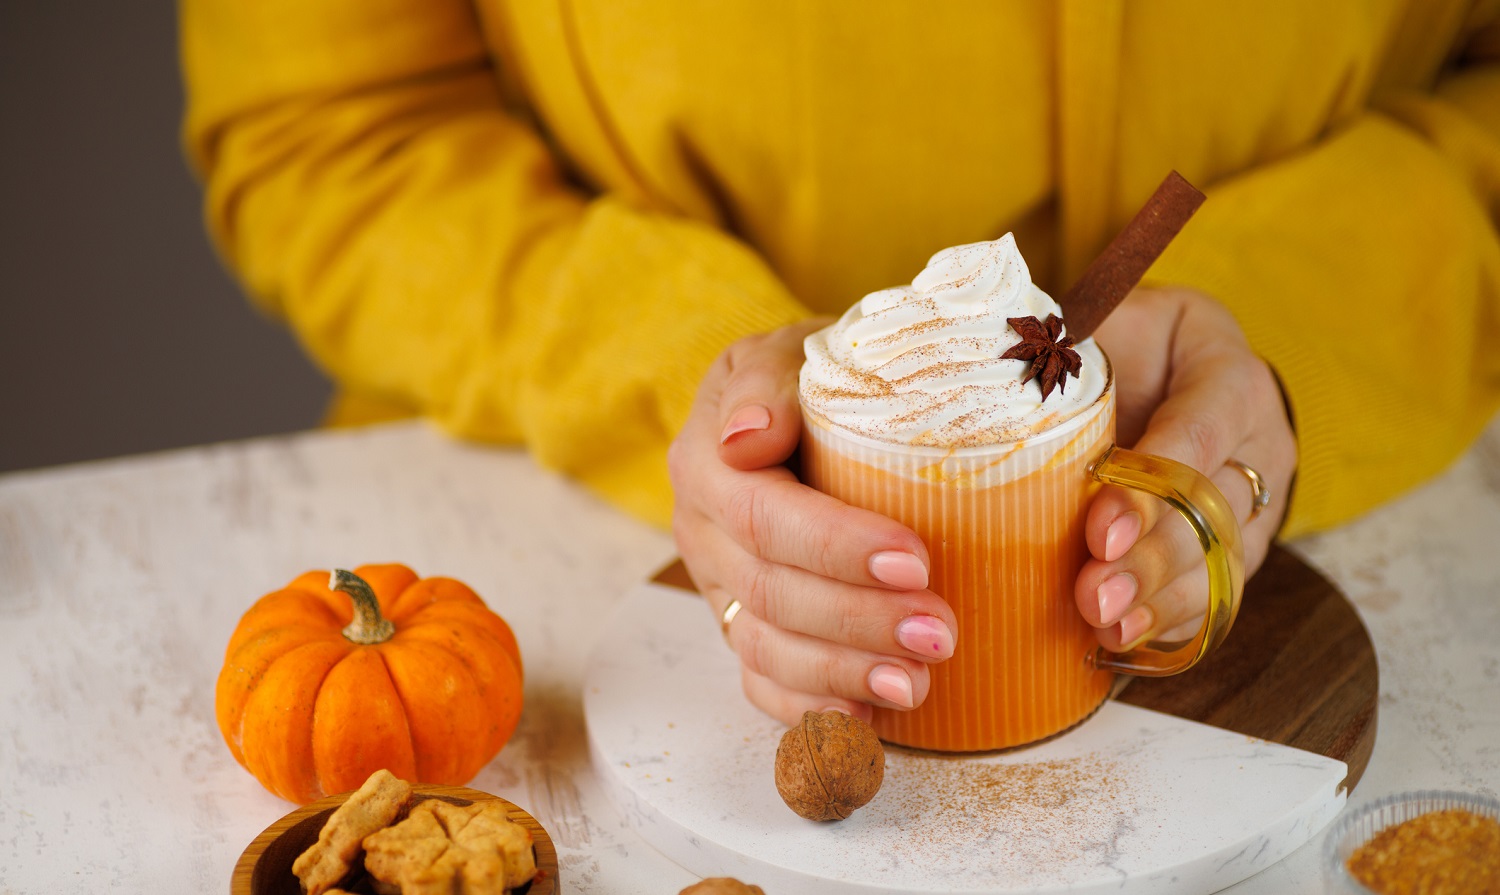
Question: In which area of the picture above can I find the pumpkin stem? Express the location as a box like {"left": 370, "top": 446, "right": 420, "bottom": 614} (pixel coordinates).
{"left": 330, "top": 569, "right": 396, "bottom": 645}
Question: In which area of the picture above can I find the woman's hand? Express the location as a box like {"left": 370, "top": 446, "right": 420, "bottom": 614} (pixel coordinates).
{"left": 668, "top": 319, "right": 958, "bottom": 726}
{"left": 1082, "top": 286, "right": 1297, "bottom": 648}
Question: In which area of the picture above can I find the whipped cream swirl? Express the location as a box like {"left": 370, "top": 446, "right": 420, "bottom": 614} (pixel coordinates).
{"left": 799, "top": 234, "right": 1106, "bottom": 447}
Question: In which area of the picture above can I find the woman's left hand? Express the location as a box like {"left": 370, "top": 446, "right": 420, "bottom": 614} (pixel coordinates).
{"left": 1080, "top": 286, "right": 1297, "bottom": 648}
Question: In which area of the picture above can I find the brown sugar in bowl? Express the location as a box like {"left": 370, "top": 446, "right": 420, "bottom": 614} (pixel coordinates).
{"left": 231, "top": 784, "right": 559, "bottom": 895}
{"left": 1323, "top": 789, "right": 1500, "bottom": 894}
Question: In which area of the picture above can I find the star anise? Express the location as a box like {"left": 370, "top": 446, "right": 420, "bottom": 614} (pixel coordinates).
{"left": 1000, "top": 314, "right": 1083, "bottom": 401}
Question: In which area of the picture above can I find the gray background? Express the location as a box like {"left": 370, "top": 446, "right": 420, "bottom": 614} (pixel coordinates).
{"left": 1, "top": 3, "right": 332, "bottom": 475}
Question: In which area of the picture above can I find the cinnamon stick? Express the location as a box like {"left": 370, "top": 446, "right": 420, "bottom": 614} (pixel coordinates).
{"left": 1059, "top": 171, "right": 1206, "bottom": 340}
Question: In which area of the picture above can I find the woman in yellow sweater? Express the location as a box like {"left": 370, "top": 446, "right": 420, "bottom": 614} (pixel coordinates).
{"left": 183, "top": 3, "right": 1499, "bottom": 724}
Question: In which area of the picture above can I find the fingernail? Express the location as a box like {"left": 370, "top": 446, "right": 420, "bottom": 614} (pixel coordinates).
{"left": 895, "top": 615, "right": 954, "bottom": 658}
{"left": 720, "top": 404, "right": 771, "bottom": 444}
{"left": 868, "top": 664, "right": 914, "bottom": 708}
{"left": 1096, "top": 573, "right": 1138, "bottom": 625}
{"left": 1104, "top": 512, "right": 1142, "bottom": 563}
{"left": 1117, "top": 605, "right": 1154, "bottom": 648}
{"left": 869, "top": 551, "right": 929, "bottom": 590}
{"left": 819, "top": 706, "right": 849, "bottom": 715}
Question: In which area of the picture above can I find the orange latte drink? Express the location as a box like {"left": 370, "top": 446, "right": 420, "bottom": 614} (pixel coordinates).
{"left": 799, "top": 235, "right": 1242, "bottom": 752}
{"left": 801, "top": 377, "right": 1115, "bottom": 751}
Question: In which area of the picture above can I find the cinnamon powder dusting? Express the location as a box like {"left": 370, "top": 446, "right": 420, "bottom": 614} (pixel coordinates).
{"left": 863, "top": 315, "right": 967, "bottom": 349}
{"left": 877, "top": 751, "right": 1134, "bottom": 873}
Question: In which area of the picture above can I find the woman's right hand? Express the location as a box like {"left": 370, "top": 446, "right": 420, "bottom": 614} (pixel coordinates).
{"left": 667, "top": 319, "right": 958, "bottom": 726}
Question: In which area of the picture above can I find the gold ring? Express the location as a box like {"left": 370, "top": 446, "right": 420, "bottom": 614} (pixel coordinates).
{"left": 720, "top": 599, "right": 743, "bottom": 642}
{"left": 1225, "top": 459, "right": 1271, "bottom": 522}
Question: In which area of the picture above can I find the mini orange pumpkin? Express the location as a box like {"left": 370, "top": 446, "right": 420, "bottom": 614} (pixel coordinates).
{"left": 216, "top": 564, "right": 523, "bottom": 804}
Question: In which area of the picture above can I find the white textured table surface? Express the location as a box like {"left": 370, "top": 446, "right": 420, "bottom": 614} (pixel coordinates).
{"left": 2, "top": 419, "right": 1498, "bottom": 894}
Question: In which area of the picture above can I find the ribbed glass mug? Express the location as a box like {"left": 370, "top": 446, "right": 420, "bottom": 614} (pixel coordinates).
{"left": 798, "top": 354, "right": 1244, "bottom": 752}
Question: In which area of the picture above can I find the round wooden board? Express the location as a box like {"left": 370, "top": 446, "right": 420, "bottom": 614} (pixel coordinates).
{"left": 1114, "top": 544, "right": 1378, "bottom": 793}
{"left": 653, "top": 543, "right": 1378, "bottom": 793}
{"left": 231, "top": 784, "right": 558, "bottom": 895}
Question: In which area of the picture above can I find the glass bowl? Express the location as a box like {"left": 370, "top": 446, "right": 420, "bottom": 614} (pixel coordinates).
{"left": 1323, "top": 789, "right": 1500, "bottom": 893}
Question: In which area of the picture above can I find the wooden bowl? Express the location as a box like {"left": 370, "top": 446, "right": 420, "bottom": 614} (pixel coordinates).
{"left": 231, "top": 784, "right": 559, "bottom": 895}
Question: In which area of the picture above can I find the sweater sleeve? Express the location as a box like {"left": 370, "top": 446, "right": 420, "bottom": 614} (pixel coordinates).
{"left": 180, "top": 0, "right": 810, "bottom": 528}
{"left": 1146, "top": 22, "right": 1500, "bottom": 539}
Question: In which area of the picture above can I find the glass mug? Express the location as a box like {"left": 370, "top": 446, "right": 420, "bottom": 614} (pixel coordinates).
{"left": 798, "top": 354, "right": 1244, "bottom": 752}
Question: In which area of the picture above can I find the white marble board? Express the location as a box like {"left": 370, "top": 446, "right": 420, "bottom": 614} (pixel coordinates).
{"left": 584, "top": 583, "right": 1348, "bottom": 894}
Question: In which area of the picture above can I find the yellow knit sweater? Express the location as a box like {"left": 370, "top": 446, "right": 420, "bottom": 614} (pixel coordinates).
{"left": 181, "top": 1, "right": 1500, "bottom": 536}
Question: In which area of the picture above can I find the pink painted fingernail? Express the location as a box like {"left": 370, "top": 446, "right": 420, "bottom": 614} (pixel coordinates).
{"left": 1096, "top": 573, "right": 1138, "bottom": 625}
{"left": 869, "top": 551, "right": 929, "bottom": 590}
{"left": 720, "top": 404, "right": 771, "bottom": 444}
{"left": 1104, "top": 512, "right": 1142, "bottom": 562}
{"left": 1117, "top": 605, "right": 1154, "bottom": 648}
{"left": 868, "top": 665, "right": 914, "bottom": 708}
{"left": 895, "top": 615, "right": 954, "bottom": 658}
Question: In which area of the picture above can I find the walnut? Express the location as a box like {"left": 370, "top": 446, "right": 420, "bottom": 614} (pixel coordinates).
{"left": 679, "top": 879, "right": 766, "bottom": 895}
{"left": 774, "top": 710, "right": 885, "bottom": 821}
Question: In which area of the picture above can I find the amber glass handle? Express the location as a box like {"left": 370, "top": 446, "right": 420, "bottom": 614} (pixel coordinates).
{"left": 1088, "top": 446, "right": 1245, "bottom": 675}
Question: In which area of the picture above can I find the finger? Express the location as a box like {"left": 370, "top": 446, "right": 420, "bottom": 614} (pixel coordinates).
{"left": 1085, "top": 353, "right": 1264, "bottom": 562}
{"left": 699, "top": 525, "right": 956, "bottom": 661}
{"left": 740, "top": 667, "right": 873, "bottom": 727}
{"left": 716, "top": 318, "right": 832, "bottom": 471}
{"left": 672, "top": 320, "right": 931, "bottom": 589}
{"left": 669, "top": 333, "right": 783, "bottom": 490}
{"left": 674, "top": 371, "right": 931, "bottom": 589}
{"left": 1080, "top": 455, "right": 1259, "bottom": 628}
{"left": 1210, "top": 455, "right": 1277, "bottom": 576}
{"left": 703, "top": 473, "right": 930, "bottom": 588}
{"left": 1082, "top": 441, "right": 1291, "bottom": 646}
{"left": 1086, "top": 426, "right": 1291, "bottom": 607}
{"left": 727, "top": 605, "right": 931, "bottom": 711}
{"left": 1090, "top": 564, "right": 1225, "bottom": 652}
{"left": 1217, "top": 427, "right": 1296, "bottom": 556}
{"left": 1079, "top": 510, "right": 1200, "bottom": 629}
